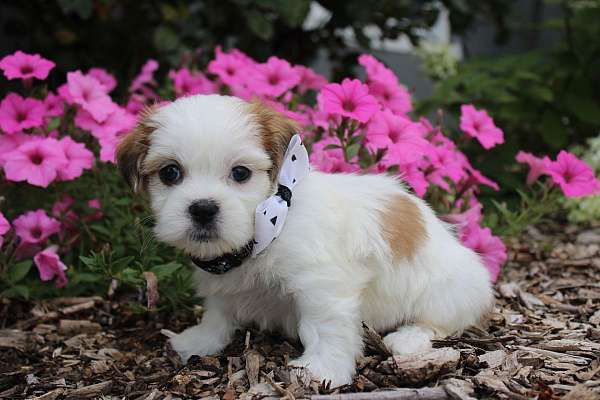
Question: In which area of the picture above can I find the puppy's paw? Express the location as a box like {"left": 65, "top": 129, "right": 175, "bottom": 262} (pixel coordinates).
{"left": 289, "top": 355, "right": 354, "bottom": 387}
{"left": 383, "top": 325, "right": 434, "bottom": 356}
{"left": 169, "top": 326, "right": 221, "bottom": 363}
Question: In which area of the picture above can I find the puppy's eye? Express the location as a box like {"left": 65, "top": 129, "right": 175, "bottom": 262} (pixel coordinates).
{"left": 159, "top": 164, "right": 182, "bottom": 185}
{"left": 231, "top": 166, "right": 251, "bottom": 183}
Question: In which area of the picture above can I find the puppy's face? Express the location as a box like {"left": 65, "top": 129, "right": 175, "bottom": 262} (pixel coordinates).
{"left": 116, "top": 95, "right": 297, "bottom": 260}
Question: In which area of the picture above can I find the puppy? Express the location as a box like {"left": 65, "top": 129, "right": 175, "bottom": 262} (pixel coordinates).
{"left": 117, "top": 94, "right": 494, "bottom": 386}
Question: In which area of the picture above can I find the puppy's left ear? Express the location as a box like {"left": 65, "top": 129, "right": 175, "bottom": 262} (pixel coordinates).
{"left": 248, "top": 100, "right": 300, "bottom": 182}
{"left": 116, "top": 106, "right": 156, "bottom": 193}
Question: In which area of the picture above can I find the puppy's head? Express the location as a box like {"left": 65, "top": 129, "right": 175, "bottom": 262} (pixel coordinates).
{"left": 116, "top": 95, "right": 298, "bottom": 259}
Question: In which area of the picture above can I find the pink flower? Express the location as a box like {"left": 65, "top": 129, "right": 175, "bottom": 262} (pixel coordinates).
{"left": 445, "top": 200, "right": 483, "bottom": 228}
{"left": 310, "top": 136, "right": 359, "bottom": 173}
{"left": 366, "top": 109, "right": 429, "bottom": 163}
{"left": 467, "top": 167, "right": 500, "bottom": 191}
{"left": 67, "top": 70, "right": 116, "bottom": 123}
{"left": 544, "top": 150, "right": 600, "bottom": 197}
{"left": 459, "top": 105, "right": 504, "bottom": 149}
{"left": 130, "top": 59, "right": 159, "bottom": 92}
{"left": 42, "top": 92, "right": 64, "bottom": 118}
{"left": 358, "top": 54, "right": 412, "bottom": 115}
{"left": 75, "top": 106, "right": 136, "bottom": 139}
{"left": 0, "top": 131, "right": 31, "bottom": 166}
{"left": 87, "top": 68, "right": 117, "bottom": 92}
{"left": 0, "top": 212, "right": 10, "bottom": 248}
{"left": 247, "top": 57, "right": 300, "bottom": 98}
{"left": 516, "top": 151, "right": 547, "bottom": 185}
{"left": 57, "top": 136, "right": 94, "bottom": 181}
{"left": 369, "top": 81, "right": 412, "bottom": 115}
{"left": 460, "top": 224, "right": 507, "bottom": 282}
{"left": 425, "top": 143, "right": 468, "bottom": 190}
{"left": 98, "top": 133, "right": 122, "bottom": 163}
{"left": 34, "top": 247, "right": 68, "bottom": 288}
{"left": 13, "top": 209, "right": 61, "bottom": 244}
{"left": 88, "top": 198, "right": 101, "bottom": 210}
{"left": 398, "top": 161, "right": 429, "bottom": 197}
{"left": 208, "top": 46, "right": 254, "bottom": 87}
{"left": 52, "top": 196, "right": 75, "bottom": 218}
{"left": 294, "top": 65, "right": 327, "bottom": 93}
{"left": 318, "top": 79, "right": 379, "bottom": 123}
{"left": 3, "top": 137, "right": 68, "bottom": 187}
{"left": 0, "top": 51, "right": 55, "bottom": 80}
{"left": 169, "top": 68, "right": 216, "bottom": 97}
{"left": 0, "top": 93, "right": 45, "bottom": 133}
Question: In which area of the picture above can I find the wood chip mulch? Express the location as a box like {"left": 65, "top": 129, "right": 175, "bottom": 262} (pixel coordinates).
{"left": 1, "top": 223, "right": 600, "bottom": 399}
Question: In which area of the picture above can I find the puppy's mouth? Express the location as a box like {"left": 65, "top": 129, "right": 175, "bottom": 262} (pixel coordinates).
{"left": 188, "top": 227, "right": 219, "bottom": 242}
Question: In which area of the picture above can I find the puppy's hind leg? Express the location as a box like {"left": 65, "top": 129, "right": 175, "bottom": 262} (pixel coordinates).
{"left": 170, "top": 296, "right": 237, "bottom": 363}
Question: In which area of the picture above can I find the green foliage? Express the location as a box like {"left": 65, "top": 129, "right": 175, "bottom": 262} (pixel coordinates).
{"left": 0, "top": 161, "right": 198, "bottom": 311}
{"left": 418, "top": 1, "right": 600, "bottom": 201}
{"left": 0, "top": 0, "right": 509, "bottom": 92}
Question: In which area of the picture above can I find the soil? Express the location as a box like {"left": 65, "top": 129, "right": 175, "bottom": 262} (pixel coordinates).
{"left": 1, "top": 223, "right": 599, "bottom": 399}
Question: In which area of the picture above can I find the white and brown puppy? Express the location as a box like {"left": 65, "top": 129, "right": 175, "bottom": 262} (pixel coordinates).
{"left": 117, "top": 94, "right": 493, "bottom": 386}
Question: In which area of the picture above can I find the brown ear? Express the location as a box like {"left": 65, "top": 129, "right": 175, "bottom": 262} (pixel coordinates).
{"left": 248, "top": 100, "right": 299, "bottom": 182}
{"left": 116, "top": 107, "right": 156, "bottom": 193}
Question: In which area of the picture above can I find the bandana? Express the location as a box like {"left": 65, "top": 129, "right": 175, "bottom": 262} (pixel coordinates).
{"left": 252, "top": 134, "right": 310, "bottom": 256}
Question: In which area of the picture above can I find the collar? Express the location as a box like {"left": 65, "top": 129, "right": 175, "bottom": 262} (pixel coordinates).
{"left": 191, "top": 240, "right": 254, "bottom": 274}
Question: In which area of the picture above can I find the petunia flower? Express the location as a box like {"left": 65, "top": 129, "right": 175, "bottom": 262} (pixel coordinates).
{"left": 57, "top": 136, "right": 95, "bottom": 181}
{"left": 515, "top": 151, "right": 547, "bottom": 185}
{"left": 169, "top": 68, "right": 216, "bottom": 97}
{"left": 0, "top": 93, "right": 45, "bottom": 133}
{"left": 0, "top": 51, "right": 55, "bottom": 80}
{"left": 317, "top": 79, "right": 379, "bottom": 123}
{"left": 0, "top": 212, "right": 10, "bottom": 248}
{"left": 130, "top": 59, "right": 159, "bottom": 92}
{"left": 13, "top": 209, "right": 61, "bottom": 245}
{"left": 310, "top": 136, "right": 360, "bottom": 173}
{"left": 544, "top": 150, "right": 600, "bottom": 197}
{"left": 34, "top": 246, "right": 68, "bottom": 288}
{"left": 75, "top": 106, "right": 136, "bottom": 139}
{"left": 208, "top": 46, "right": 254, "bottom": 87}
{"left": 87, "top": 67, "right": 117, "bottom": 92}
{"left": 247, "top": 57, "right": 301, "bottom": 98}
{"left": 459, "top": 104, "right": 504, "bottom": 149}
{"left": 460, "top": 223, "right": 507, "bottom": 282}
{"left": 294, "top": 65, "right": 327, "bottom": 93}
{"left": 0, "top": 131, "right": 31, "bottom": 166}
{"left": 366, "top": 109, "right": 429, "bottom": 163}
{"left": 358, "top": 54, "right": 412, "bottom": 115}
{"left": 42, "top": 92, "right": 65, "bottom": 118}
{"left": 3, "top": 137, "right": 68, "bottom": 187}
{"left": 67, "top": 70, "right": 116, "bottom": 123}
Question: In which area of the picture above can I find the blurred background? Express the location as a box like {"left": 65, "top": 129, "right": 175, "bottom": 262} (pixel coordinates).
{"left": 1, "top": 0, "right": 598, "bottom": 195}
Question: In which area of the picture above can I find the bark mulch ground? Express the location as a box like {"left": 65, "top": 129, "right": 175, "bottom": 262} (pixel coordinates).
{"left": 1, "top": 223, "right": 600, "bottom": 399}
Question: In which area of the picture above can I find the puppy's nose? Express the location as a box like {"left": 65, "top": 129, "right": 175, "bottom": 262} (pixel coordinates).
{"left": 188, "top": 199, "right": 219, "bottom": 225}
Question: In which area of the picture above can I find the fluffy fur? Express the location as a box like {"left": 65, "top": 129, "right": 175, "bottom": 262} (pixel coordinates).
{"left": 117, "top": 94, "right": 494, "bottom": 387}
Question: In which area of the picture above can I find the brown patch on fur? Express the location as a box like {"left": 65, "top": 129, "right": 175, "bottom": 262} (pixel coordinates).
{"left": 247, "top": 100, "right": 299, "bottom": 182}
{"left": 116, "top": 106, "right": 157, "bottom": 193}
{"left": 381, "top": 194, "right": 427, "bottom": 262}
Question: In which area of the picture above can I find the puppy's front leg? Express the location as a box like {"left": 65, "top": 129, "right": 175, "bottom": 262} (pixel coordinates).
{"left": 170, "top": 296, "right": 236, "bottom": 363}
{"left": 290, "top": 284, "right": 362, "bottom": 387}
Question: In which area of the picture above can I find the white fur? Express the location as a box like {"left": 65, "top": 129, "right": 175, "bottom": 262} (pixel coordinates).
{"left": 139, "top": 95, "right": 494, "bottom": 387}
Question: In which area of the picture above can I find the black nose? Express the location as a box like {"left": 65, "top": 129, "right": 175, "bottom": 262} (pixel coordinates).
{"left": 188, "top": 200, "right": 219, "bottom": 225}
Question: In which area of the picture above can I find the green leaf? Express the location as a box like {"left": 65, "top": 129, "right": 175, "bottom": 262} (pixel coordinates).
{"left": 2, "top": 285, "right": 30, "bottom": 299}
{"left": 153, "top": 26, "right": 179, "bottom": 52}
{"left": 564, "top": 93, "right": 600, "bottom": 125}
{"left": 57, "top": 0, "right": 93, "bottom": 19}
{"left": 345, "top": 143, "right": 361, "bottom": 160}
{"left": 540, "top": 112, "right": 567, "bottom": 149}
{"left": 273, "top": 0, "right": 311, "bottom": 27}
{"left": 247, "top": 11, "right": 274, "bottom": 41}
{"left": 150, "top": 262, "right": 182, "bottom": 281}
{"left": 7, "top": 260, "right": 33, "bottom": 284}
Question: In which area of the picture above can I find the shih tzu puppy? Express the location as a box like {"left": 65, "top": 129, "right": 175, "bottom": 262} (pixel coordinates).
{"left": 116, "top": 94, "right": 493, "bottom": 386}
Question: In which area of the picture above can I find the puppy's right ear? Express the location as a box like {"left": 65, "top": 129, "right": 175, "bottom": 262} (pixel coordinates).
{"left": 116, "top": 107, "right": 156, "bottom": 193}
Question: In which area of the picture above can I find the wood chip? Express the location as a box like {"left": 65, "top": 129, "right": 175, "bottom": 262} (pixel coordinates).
{"left": 379, "top": 348, "right": 460, "bottom": 385}
{"left": 58, "top": 319, "right": 102, "bottom": 335}
{"left": 65, "top": 381, "right": 112, "bottom": 398}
